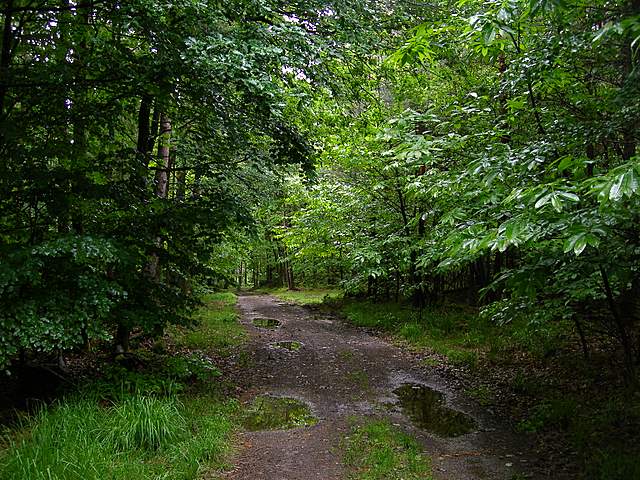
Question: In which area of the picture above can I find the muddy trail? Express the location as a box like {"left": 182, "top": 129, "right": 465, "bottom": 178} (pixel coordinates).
{"left": 224, "top": 294, "right": 545, "bottom": 480}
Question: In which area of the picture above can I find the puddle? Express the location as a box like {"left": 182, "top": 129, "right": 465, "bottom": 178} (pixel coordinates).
{"left": 252, "top": 318, "right": 281, "bottom": 329}
{"left": 241, "top": 395, "right": 318, "bottom": 431}
{"left": 269, "top": 341, "right": 303, "bottom": 351}
{"left": 393, "top": 383, "right": 476, "bottom": 437}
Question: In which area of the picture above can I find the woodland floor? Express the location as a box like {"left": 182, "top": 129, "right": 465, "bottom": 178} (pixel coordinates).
{"left": 223, "top": 293, "right": 552, "bottom": 480}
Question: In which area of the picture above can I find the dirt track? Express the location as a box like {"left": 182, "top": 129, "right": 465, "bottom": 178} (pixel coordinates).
{"left": 224, "top": 294, "right": 543, "bottom": 480}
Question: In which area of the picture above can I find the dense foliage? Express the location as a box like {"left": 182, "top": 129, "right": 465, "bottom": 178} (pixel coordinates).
{"left": 0, "top": 0, "right": 383, "bottom": 370}
{"left": 239, "top": 0, "right": 640, "bottom": 378}
{"left": 1, "top": 0, "right": 639, "bottom": 380}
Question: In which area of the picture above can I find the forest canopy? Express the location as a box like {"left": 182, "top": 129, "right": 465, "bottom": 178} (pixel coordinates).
{"left": 1, "top": 0, "right": 639, "bottom": 380}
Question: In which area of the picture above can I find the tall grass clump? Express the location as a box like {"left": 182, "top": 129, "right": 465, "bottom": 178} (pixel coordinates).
{"left": 0, "top": 394, "right": 237, "bottom": 480}
{"left": 0, "top": 398, "right": 144, "bottom": 480}
{"left": 102, "top": 395, "right": 187, "bottom": 451}
{"left": 1, "top": 294, "right": 242, "bottom": 480}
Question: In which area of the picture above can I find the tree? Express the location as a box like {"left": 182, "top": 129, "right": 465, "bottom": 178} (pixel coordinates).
{"left": 0, "top": 0, "right": 383, "bottom": 370}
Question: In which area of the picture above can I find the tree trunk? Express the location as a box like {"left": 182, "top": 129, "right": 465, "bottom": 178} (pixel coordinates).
{"left": 154, "top": 113, "right": 171, "bottom": 198}
{"left": 147, "top": 104, "right": 160, "bottom": 154}
{"left": 145, "top": 113, "right": 171, "bottom": 280}
{"left": 0, "top": 0, "right": 14, "bottom": 117}
{"left": 600, "top": 266, "right": 635, "bottom": 382}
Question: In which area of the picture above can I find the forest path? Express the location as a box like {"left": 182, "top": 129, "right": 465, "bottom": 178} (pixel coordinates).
{"left": 224, "top": 294, "right": 540, "bottom": 480}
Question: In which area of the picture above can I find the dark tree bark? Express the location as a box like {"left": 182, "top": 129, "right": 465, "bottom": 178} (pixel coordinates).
{"left": 0, "top": 0, "right": 14, "bottom": 117}
{"left": 600, "top": 266, "right": 635, "bottom": 381}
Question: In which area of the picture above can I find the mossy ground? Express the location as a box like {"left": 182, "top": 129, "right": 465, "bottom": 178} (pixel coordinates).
{"left": 344, "top": 418, "right": 432, "bottom": 480}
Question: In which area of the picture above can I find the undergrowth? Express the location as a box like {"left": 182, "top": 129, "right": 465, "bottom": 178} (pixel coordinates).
{"left": 0, "top": 291, "right": 243, "bottom": 480}
{"left": 170, "top": 291, "right": 246, "bottom": 354}
{"left": 340, "top": 299, "right": 571, "bottom": 366}
{"left": 340, "top": 300, "right": 486, "bottom": 366}
{"left": 517, "top": 390, "right": 640, "bottom": 479}
{"left": 337, "top": 298, "right": 640, "bottom": 479}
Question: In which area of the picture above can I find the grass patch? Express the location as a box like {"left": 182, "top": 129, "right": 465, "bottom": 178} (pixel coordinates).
{"left": 465, "top": 385, "right": 494, "bottom": 407}
{"left": 0, "top": 393, "right": 238, "bottom": 480}
{"left": 341, "top": 300, "right": 486, "bottom": 367}
{"left": 338, "top": 349, "right": 356, "bottom": 361}
{"left": 260, "top": 287, "right": 343, "bottom": 305}
{"left": 347, "top": 369, "right": 373, "bottom": 399}
{"left": 344, "top": 418, "right": 432, "bottom": 480}
{"left": 340, "top": 299, "right": 574, "bottom": 368}
{"left": 171, "top": 291, "right": 246, "bottom": 354}
{"left": 0, "top": 291, "right": 243, "bottom": 480}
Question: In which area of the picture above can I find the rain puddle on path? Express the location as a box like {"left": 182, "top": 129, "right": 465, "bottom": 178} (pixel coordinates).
{"left": 242, "top": 395, "right": 318, "bottom": 431}
{"left": 252, "top": 318, "right": 281, "bottom": 329}
{"left": 393, "top": 383, "right": 476, "bottom": 437}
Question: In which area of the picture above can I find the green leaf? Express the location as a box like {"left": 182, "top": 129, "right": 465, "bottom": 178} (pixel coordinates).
{"left": 558, "top": 191, "right": 579, "bottom": 202}
{"left": 563, "top": 233, "right": 590, "bottom": 256}
{"left": 534, "top": 192, "right": 551, "bottom": 209}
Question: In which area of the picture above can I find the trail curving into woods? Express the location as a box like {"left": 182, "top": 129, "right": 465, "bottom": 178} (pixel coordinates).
{"left": 224, "top": 294, "right": 545, "bottom": 480}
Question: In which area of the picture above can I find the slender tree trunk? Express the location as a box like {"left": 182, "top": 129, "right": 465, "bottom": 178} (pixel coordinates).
{"left": 112, "top": 98, "right": 157, "bottom": 355}
{"left": 0, "top": 0, "right": 14, "bottom": 117}
{"left": 145, "top": 113, "right": 171, "bottom": 280}
{"left": 147, "top": 104, "right": 160, "bottom": 154}
{"left": 600, "top": 266, "right": 635, "bottom": 381}
{"left": 154, "top": 113, "right": 171, "bottom": 198}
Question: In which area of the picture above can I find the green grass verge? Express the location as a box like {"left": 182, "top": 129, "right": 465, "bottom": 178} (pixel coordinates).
{"left": 0, "top": 291, "right": 244, "bottom": 480}
{"left": 171, "top": 291, "right": 246, "bottom": 354}
{"left": 341, "top": 300, "right": 487, "bottom": 366}
{"left": 340, "top": 299, "right": 640, "bottom": 479}
{"left": 259, "top": 287, "right": 343, "bottom": 305}
{"left": 0, "top": 394, "right": 238, "bottom": 480}
{"left": 340, "top": 299, "right": 572, "bottom": 367}
{"left": 344, "top": 418, "right": 432, "bottom": 480}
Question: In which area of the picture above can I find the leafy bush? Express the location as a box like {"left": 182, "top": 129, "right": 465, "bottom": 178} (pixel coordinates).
{"left": 0, "top": 236, "right": 124, "bottom": 372}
